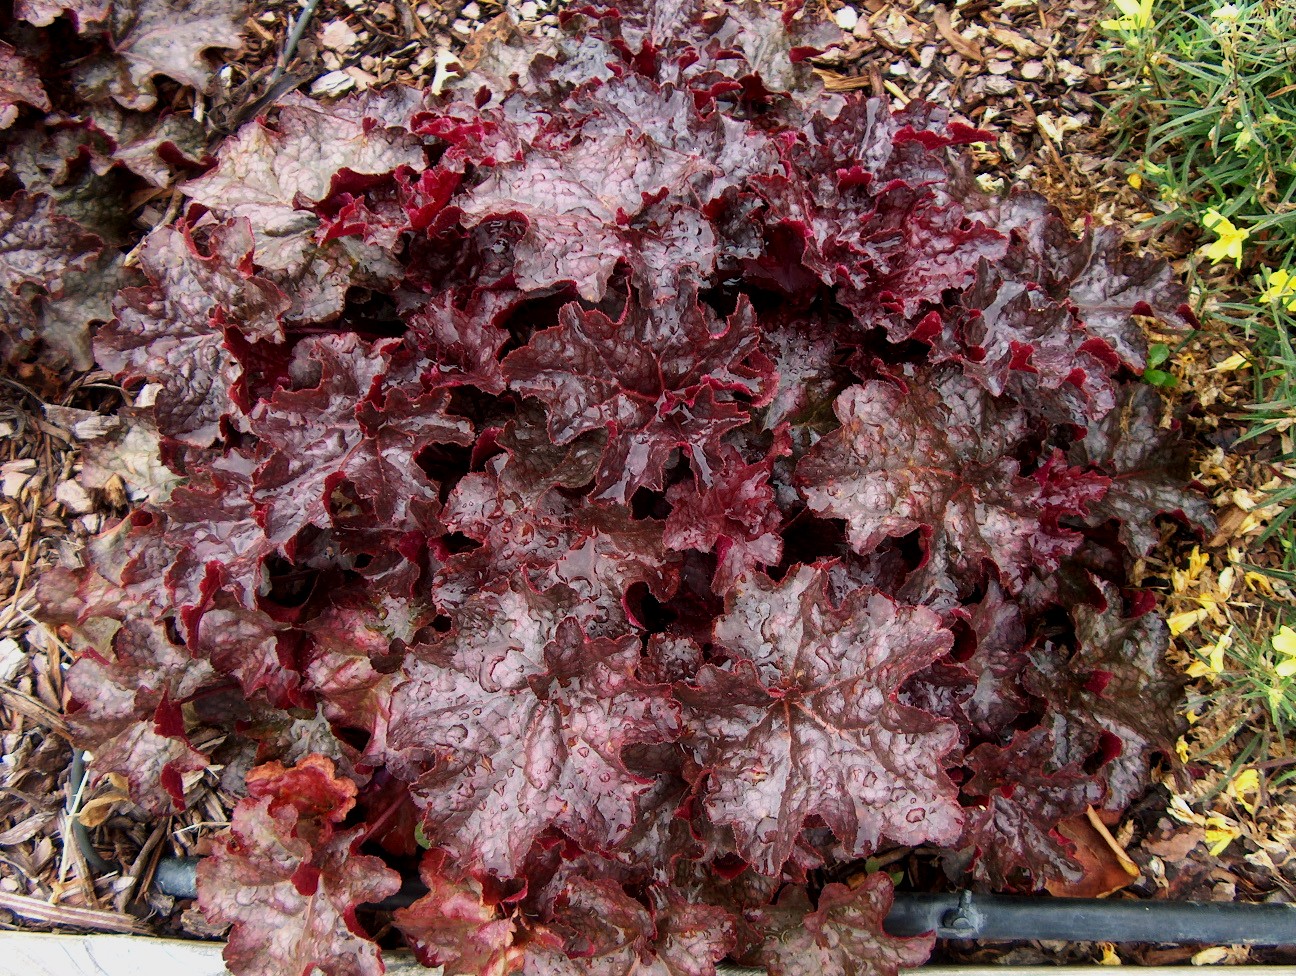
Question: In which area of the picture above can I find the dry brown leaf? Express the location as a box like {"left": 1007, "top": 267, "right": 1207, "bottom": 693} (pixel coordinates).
{"left": 1045, "top": 808, "right": 1140, "bottom": 898}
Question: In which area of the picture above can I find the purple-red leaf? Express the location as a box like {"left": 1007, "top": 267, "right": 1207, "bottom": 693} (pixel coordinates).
{"left": 677, "top": 565, "right": 963, "bottom": 875}
{"left": 796, "top": 368, "right": 1110, "bottom": 594}
{"left": 199, "top": 756, "right": 400, "bottom": 976}
{"left": 393, "top": 850, "right": 515, "bottom": 976}
{"left": 387, "top": 592, "right": 680, "bottom": 877}
{"left": 504, "top": 291, "right": 772, "bottom": 502}
{"left": 963, "top": 727, "right": 1105, "bottom": 890}
{"left": 752, "top": 876, "right": 933, "bottom": 976}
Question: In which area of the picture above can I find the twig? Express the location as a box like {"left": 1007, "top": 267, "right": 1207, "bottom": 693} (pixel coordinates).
{"left": 0, "top": 890, "right": 149, "bottom": 934}
{"left": 269, "top": 0, "right": 324, "bottom": 87}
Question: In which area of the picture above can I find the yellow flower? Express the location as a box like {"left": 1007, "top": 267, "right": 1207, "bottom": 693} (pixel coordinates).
{"left": 1101, "top": 0, "right": 1154, "bottom": 30}
{"left": 1212, "top": 3, "right": 1241, "bottom": 22}
{"left": 1274, "top": 626, "right": 1296, "bottom": 656}
{"left": 1199, "top": 210, "right": 1249, "bottom": 267}
{"left": 1260, "top": 268, "right": 1296, "bottom": 311}
{"left": 1127, "top": 171, "right": 1143, "bottom": 189}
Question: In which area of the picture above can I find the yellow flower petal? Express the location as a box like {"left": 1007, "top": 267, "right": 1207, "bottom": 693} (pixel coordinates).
{"left": 1230, "top": 768, "right": 1259, "bottom": 814}
{"left": 1099, "top": 943, "right": 1123, "bottom": 966}
{"left": 1192, "top": 947, "right": 1230, "bottom": 966}
{"left": 1127, "top": 171, "right": 1143, "bottom": 189}
{"left": 1204, "top": 816, "right": 1240, "bottom": 855}
{"left": 1275, "top": 658, "right": 1296, "bottom": 678}
{"left": 1168, "top": 608, "right": 1207, "bottom": 637}
{"left": 1101, "top": 0, "right": 1152, "bottom": 30}
{"left": 1272, "top": 625, "right": 1296, "bottom": 657}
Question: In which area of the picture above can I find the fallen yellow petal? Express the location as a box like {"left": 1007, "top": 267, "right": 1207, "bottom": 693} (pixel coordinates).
{"left": 1230, "top": 768, "right": 1259, "bottom": 814}
{"left": 1168, "top": 608, "right": 1208, "bottom": 637}
{"left": 1192, "top": 947, "right": 1230, "bottom": 966}
{"left": 1211, "top": 352, "right": 1248, "bottom": 372}
{"left": 1204, "top": 816, "right": 1240, "bottom": 855}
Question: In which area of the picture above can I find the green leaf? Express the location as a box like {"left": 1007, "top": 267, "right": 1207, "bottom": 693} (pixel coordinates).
{"left": 1143, "top": 368, "right": 1178, "bottom": 388}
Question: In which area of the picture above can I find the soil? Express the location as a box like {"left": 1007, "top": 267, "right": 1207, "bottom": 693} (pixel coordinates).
{"left": 1, "top": 0, "right": 1292, "bottom": 966}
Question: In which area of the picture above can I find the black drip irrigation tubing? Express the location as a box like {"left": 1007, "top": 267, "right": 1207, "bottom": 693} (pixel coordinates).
{"left": 152, "top": 857, "right": 1296, "bottom": 946}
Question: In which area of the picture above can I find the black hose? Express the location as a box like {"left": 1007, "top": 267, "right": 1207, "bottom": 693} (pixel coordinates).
{"left": 68, "top": 748, "right": 114, "bottom": 875}
{"left": 152, "top": 856, "right": 1296, "bottom": 946}
{"left": 884, "top": 889, "right": 1296, "bottom": 946}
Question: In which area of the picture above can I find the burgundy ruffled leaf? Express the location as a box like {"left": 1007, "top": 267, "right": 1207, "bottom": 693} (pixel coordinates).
{"left": 15, "top": 0, "right": 109, "bottom": 28}
{"left": 677, "top": 565, "right": 963, "bottom": 875}
{"left": 393, "top": 849, "right": 516, "bottom": 975}
{"left": 250, "top": 333, "right": 473, "bottom": 544}
{"left": 1033, "top": 222, "right": 1193, "bottom": 370}
{"left": 663, "top": 440, "right": 787, "bottom": 594}
{"left": 436, "top": 470, "right": 678, "bottom": 633}
{"left": 0, "top": 42, "right": 51, "bottom": 129}
{"left": 0, "top": 191, "right": 101, "bottom": 359}
{"left": 455, "top": 76, "right": 778, "bottom": 301}
{"left": 66, "top": 619, "right": 216, "bottom": 813}
{"left": 1069, "top": 384, "right": 1215, "bottom": 556}
{"left": 522, "top": 877, "right": 736, "bottom": 976}
{"left": 183, "top": 93, "right": 425, "bottom": 320}
{"left": 796, "top": 368, "right": 1109, "bottom": 594}
{"left": 962, "top": 727, "right": 1105, "bottom": 890}
{"left": 162, "top": 453, "right": 275, "bottom": 627}
{"left": 751, "top": 876, "right": 933, "bottom": 976}
{"left": 504, "top": 291, "right": 772, "bottom": 502}
{"left": 945, "top": 272, "right": 1121, "bottom": 426}
{"left": 97, "top": 220, "right": 287, "bottom": 446}
{"left": 387, "top": 596, "right": 680, "bottom": 877}
{"left": 193, "top": 605, "right": 300, "bottom": 707}
{"left": 402, "top": 292, "right": 510, "bottom": 394}
{"left": 1029, "top": 582, "right": 1187, "bottom": 809}
{"left": 71, "top": 0, "right": 249, "bottom": 110}
{"left": 198, "top": 756, "right": 400, "bottom": 976}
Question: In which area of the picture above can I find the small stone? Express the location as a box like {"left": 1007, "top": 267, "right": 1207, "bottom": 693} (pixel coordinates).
{"left": 0, "top": 638, "right": 23, "bottom": 683}
{"left": 1021, "top": 60, "right": 1045, "bottom": 80}
{"left": 1, "top": 459, "right": 37, "bottom": 498}
{"left": 319, "top": 20, "right": 358, "bottom": 52}
{"left": 919, "top": 45, "right": 936, "bottom": 69}
{"left": 462, "top": 1, "right": 481, "bottom": 18}
{"left": 55, "top": 479, "right": 94, "bottom": 514}
{"left": 987, "top": 59, "right": 1014, "bottom": 75}
{"left": 311, "top": 70, "right": 356, "bottom": 97}
{"left": 833, "top": 6, "right": 858, "bottom": 31}
{"left": 519, "top": 1, "right": 539, "bottom": 19}
{"left": 888, "top": 61, "right": 909, "bottom": 77}
{"left": 985, "top": 76, "right": 1016, "bottom": 95}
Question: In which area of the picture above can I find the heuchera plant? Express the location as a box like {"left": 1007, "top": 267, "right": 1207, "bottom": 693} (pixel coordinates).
{"left": 30, "top": 1, "right": 1212, "bottom": 973}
